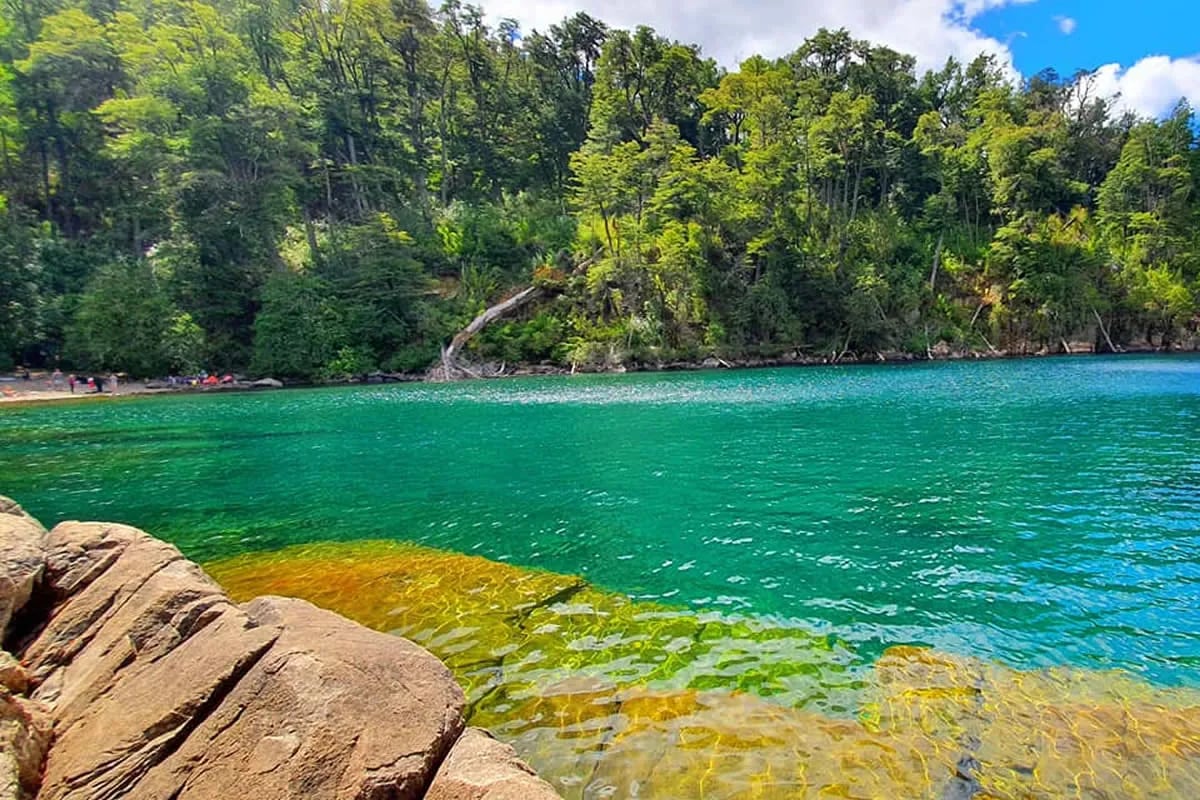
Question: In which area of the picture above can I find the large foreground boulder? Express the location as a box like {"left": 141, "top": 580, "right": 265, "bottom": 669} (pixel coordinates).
{"left": 36, "top": 601, "right": 279, "bottom": 800}
{"left": 124, "top": 597, "right": 465, "bottom": 800}
{"left": 23, "top": 523, "right": 222, "bottom": 704}
{"left": 0, "top": 495, "right": 559, "bottom": 800}
{"left": 0, "top": 499, "right": 47, "bottom": 647}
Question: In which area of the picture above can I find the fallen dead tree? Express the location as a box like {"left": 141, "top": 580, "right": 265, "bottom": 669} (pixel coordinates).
{"left": 431, "top": 252, "right": 599, "bottom": 381}
{"left": 432, "top": 286, "right": 544, "bottom": 381}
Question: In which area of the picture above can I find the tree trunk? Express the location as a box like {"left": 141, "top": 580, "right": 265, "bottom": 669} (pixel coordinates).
{"left": 39, "top": 140, "right": 51, "bottom": 218}
{"left": 0, "top": 130, "right": 9, "bottom": 183}
{"left": 324, "top": 163, "right": 334, "bottom": 214}
{"left": 598, "top": 200, "right": 615, "bottom": 255}
{"left": 303, "top": 206, "right": 322, "bottom": 268}
{"left": 1092, "top": 307, "right": 1119, "bottom": 353}
{"left": 438, "top": 70, "right": 453, "bottom": 208}
{"left": 849, "top": 156, "right": 864, "bottom": 224}
{"left": 345, "top": 133, "right": 367, "bottom": 214}
{"left": 433, "top": 253, "right": 601, "bottom": 381}
{"left": 434, "top": 286, "right": 543, "bottom": 381}
{"left": 929, "top": 231, "right": 945, "bottom": 291}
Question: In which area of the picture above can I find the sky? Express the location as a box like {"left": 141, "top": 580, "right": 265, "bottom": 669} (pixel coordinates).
{"left": 481, "top": 0, "right": 1200, "bottom": 119}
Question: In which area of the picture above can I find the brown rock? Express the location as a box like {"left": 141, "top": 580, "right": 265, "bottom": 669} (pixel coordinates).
{"left": 37, "top": 602, "right": 280, "bottom": 800}
{"left": 0, "top": 498, "right": 38, "bottom": 521}
{"left": 23, "top": 522, "right": 190, "bottom": 687}
{"left": 0, "top": 497, "right": 47, "bottom": 647}
{"left": 427, "top": 728, "right": 560, "bottom": 800}
{"left": 0, "top": 691, "right": 53, "bottom": 800}
{"left": 0, "top": 653, "right": 28, "bottom": 695}
{"left": 127, "top": 596, "right": 466, "bottom": 800}
{"left": 30, "top": 556, "right": 231, "bottom": 729}
{"left": 4, "top": 514, "right": 547, "bottom": 800}
{"left": 41, "top": 520, "right": 173, "bottom": 599}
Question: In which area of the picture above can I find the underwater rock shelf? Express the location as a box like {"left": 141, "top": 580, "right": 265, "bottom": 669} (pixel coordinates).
{"left": 6, "top": 496, "right": 1200, "bottom": 799}
{"left": 0, "top": 495, "right": 559, "bottom": 800}
{"left": 210, "top": 541, "right": 1200, "bottom": 800}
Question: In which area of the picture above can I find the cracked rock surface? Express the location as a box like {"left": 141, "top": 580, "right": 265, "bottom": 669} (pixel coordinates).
{"left": 0, "top": 495, "right": 559, "bottom": 800}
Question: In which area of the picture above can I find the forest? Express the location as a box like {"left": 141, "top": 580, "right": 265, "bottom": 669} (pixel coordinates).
{"left": 0, "top": 0, "right": 1197, "bottom": 378}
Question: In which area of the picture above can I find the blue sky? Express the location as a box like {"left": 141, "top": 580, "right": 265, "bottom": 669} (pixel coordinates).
{"left": 487, "top": 0, "right": 1200, "bottom": 117}
{"left": 976, "top": 0, "right": 1198, "bottom": 76}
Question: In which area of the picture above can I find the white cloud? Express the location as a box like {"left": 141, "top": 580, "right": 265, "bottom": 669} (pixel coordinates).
{"left": 481, "top": 0, "right": 1198, "bottom": 121}
{"left": 484, "top": 0, "right": 1030, "bottom": 75}
{"left": 1091, "top": 55, "right": 1200, "bottom": 118}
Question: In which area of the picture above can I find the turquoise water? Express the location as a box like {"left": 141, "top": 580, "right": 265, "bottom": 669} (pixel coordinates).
{"left": 3, "top": 355, "right": 1199, "bottom": 684}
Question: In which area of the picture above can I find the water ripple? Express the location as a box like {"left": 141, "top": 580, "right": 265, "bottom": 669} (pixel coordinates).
{"left": 2, "top": 355, "right": 1199, "bottom": 686}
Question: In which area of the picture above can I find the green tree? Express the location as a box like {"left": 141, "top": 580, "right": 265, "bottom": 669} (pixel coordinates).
{"left": 252, "top": 271, "right": 345, "bottom": 379}
{"left": 0, "top": 0, "right": 1196, "bottom": 373}
{"left": 64, "top": 259, "right": 175, "bottom": 375}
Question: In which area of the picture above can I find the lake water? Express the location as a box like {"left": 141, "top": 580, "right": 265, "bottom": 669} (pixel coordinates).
{"left": 4, "top": 355, "right": 1200, "bottom": 797}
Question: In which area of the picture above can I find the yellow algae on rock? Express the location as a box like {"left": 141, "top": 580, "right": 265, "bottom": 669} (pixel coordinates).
{"left": 210, "top": 540, "right": 583, "bottom": 632}
{"left": 472, "top": 678, "right": 623, "bottom": 798}
{"left": 868, "top": 645, "right": 1200, "bottom": 800}
{"left": 207, "top": 541, "right": 1200, "bottom": 800}
{"left": 209, "top": 541, "right": 850, "bottom": 710}
{"left": 209, "top": 540, "right": 584, "bottom": 701}
{"left": 567, "top": 686, "right": 956, "bottom": 800}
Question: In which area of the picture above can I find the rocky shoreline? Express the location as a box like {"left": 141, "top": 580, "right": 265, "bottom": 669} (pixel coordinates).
{"left": 2, "top": 343, "right": 1196, "bottom": 406}
{"left": 0, "top": 496, "right": 560, "bottom": 800}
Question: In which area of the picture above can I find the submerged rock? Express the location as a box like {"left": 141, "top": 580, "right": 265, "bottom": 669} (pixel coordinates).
{"left": 209, "top": 538, "right": 1200, "bottom": 800}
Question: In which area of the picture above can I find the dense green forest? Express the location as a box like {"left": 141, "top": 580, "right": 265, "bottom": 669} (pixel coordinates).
{"left": 1, "top": 0, "right": 1198, "bottom": 378}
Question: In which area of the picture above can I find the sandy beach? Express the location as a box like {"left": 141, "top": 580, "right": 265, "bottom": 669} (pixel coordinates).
{"left": 0, "top": 372, "right": 161, "bottom": 405}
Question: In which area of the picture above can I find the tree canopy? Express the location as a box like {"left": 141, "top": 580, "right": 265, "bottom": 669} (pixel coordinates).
{"left": 1, "top": 1, "right": 1197, "bottom": 376}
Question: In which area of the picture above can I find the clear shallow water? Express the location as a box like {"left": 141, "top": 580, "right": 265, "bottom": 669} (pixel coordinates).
{"left": 2, "top": 355, "right": 1199, "bottom": 685}
{"left": 7, "top": 356, "right": 1200, "bottom": 797}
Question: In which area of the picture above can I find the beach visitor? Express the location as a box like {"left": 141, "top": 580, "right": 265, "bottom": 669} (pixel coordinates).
{"left": 109, "top": 373, "right": 119, "bottom": 396}
{"left": 87, "top": 376, "right": 95, "bottom": 392}
{"left": 51, "top": 368, "right": 63, "bottom": 388}
{"left": 68, "top": 374, "right": 76, "bottom": 394}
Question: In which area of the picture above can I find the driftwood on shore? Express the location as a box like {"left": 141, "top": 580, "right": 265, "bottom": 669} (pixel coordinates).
{"left": 1092, "top": 307, "right": 1122, "bottom": 353}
